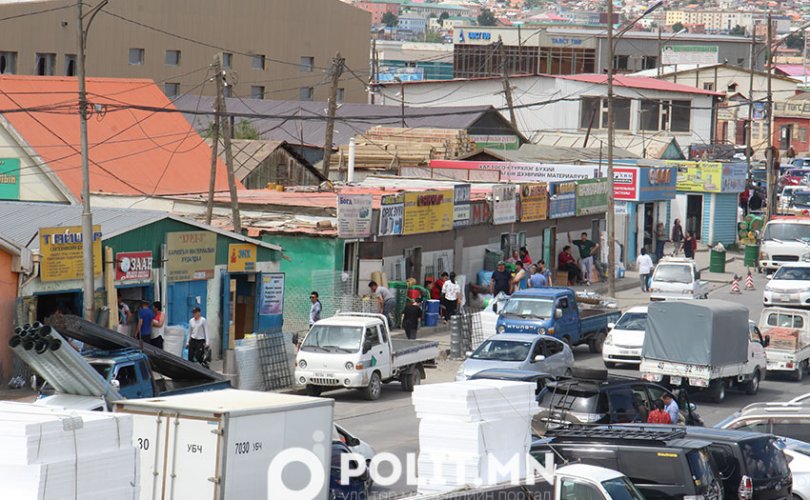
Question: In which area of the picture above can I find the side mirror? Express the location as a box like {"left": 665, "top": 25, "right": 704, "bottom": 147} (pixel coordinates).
{"left": 695, "top": 271, "right": 701, "bottom": 280}
{"left": 533, "top": 355, "right": 546, "bottom": 363}
{"left": 345, "top": 436, "right": 360, "bottom": 447}
{"left": 766, "top": 274, "right": 773, "bottom": 280}
{"left": 111, "top": 379, "right": 121, "bottom": 389}
{"left": 555, "top": 308, "right": 563, "bottom": 319}
{"left": 492, "top": 303, "right": 498, "bottom": 314}
{"left": 764, "top": 335, "right": 771, "bottom": 347}
{"left": 607, "top": 322, "right": 615, "bottom": 330}
{"left": 689, "top": 402, "right": 697, "bottom": 412}
{"left": 465, "top": 350, "right": 473, "bottom": 357}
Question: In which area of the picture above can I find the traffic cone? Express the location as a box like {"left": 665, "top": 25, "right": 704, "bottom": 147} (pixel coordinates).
{"left": 745, "top": 270, "right": 755, "bottom": 291}
{"left": 730, "top": 275, "right": 741, "bottom": 294}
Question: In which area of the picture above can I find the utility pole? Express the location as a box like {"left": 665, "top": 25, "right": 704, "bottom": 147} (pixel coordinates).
{"left": 213, "top": 58, "right": 241, "bottom": 233}
{"left": 657, "top": 25, "right": 662, "bottom": 78}
{"left": 322, "top": 52, "right": 345, "bottom": 178}
{"left": 766, "top": 13, "right": 775, "bottom": 219}
{"left": 606, "top": 0, "right": 616, "bottom": 297}
{"left": 395, "top": 77, "right": 405, "bottom": 128}
{"left": 205, "top": 56, "right": 221, "bottom": 225}
{"left": 499, "top": 37, "right": 518, "bottom": 129}
{"left": 746, "top": 34, "right": 755, "bottom": 177}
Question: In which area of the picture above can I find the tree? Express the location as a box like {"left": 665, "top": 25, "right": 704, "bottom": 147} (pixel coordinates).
{"left": 729, "top": 25, "right": 746, "bottom": 36}
{"left": 424, "top": 30, "right": 444, "bottom": 43}
{"left": 785, "top": 32, "right": 805, "bottom": 50}
{"left": 477, "top": 8, "right": 497, "bottom": 26}
{"left": 382, "top": 11, "right": 398, "bottom": 27}
{"left": 439, "top": 11, "right": 449, "bottom": 24}
{"left": 671, "top": 22, "right": 686, "bottom": 33}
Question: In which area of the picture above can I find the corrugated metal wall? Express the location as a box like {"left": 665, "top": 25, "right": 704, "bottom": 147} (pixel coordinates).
{"left": 710, "top": 193, "right": 740, "bottom": 245}
{"left": 702, "top": 194, "right": 712, "bottom": 244}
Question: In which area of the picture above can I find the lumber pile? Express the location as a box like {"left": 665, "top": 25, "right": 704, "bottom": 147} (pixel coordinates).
{"left": 330, "top": 127, "right": 476, "bottom": 171}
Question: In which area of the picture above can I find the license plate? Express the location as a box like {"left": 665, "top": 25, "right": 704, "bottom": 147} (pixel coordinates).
{"left": 620, "top": 350, "right": 635, "bottom": 355}
{"left": 777, "top": 294, "right": 792, "bottom": 302}
{"left": 670, "top": 376, "right": 682, "bottom": 385}
{"left": 315, "top": 372, "right": 334, "bottom": 378}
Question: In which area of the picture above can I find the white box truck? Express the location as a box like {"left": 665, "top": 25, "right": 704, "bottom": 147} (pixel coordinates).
{"left": 113, "top": 389, "right": 333, "bottom": 500}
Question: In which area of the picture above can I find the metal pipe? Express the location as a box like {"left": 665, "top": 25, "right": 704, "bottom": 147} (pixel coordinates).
{"left": 347, "top": 137, "right": 356, "bottom": 183}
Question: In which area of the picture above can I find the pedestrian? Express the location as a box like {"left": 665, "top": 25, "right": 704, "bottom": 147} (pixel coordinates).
{"left": 519, "top": 246, "right": 533, "bottom": 267}
{"left": 671, "top": 218, "right": 684, "bottom": 256}
{"left": 655, "top": 222, "right": 667, "bottom": 262}
{"left": 682, "top": 231, "right": 697, "bottom": 259}
{"left": 369, "top": 281, "right": 397, "bottom": 331}
{"left": 637, "top": 248, "right": 654, "bottom": 292}
{"left": 431, "top": 272, "right": 447, "bottom": 301}
{"left": 136, "top": 300, "right": 154, "bottom": 342}
{"left": 150, "top": 301, "right": 165, "bottom": 349}
{"left": 558, "top": 245, "right": 583, "bottom": 285}
{"left": 187, "top": 307, "right": 210, "bottom": 365}
{"left": 662, "top": 393, "right": 680, "bottom": 424}
{"left": 512, "top": 260, "right": 528, "bottom": 292}
{"left": 490, "top": 261, "right": 512, "bottom": 296}
{"left": 647, "top": 400, "right": 672, "bottom": 424}
{"left": 117, "top": 295, "right": 131, "bottom": 336}
{"left": 529, "top": 263, "right": 548, "bottom": 288}
{"left": 441, "top": 272, "right": 461, "bottom": 321}
{"left": 538, "top": 259, "right": 553, "bottom": 286}
{"left": 739, "top": 189, "right": 750, "bottom": 217}
{"left": 573, "top": 232, "right": 599, "bottom": 285}
{"left": 749, "top": 190, "right": 763, "bottom": 213}
{"left": 309, "top": 291, "right": 322, "bottom": 326}
{"left": 401, "top": 298, "right": 423, "bottom": 340}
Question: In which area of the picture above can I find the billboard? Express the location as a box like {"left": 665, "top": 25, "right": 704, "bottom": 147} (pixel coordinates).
{"left": 575, "top": 178, "right": 609, "bottom": 216}
{"left": 115, "top": 251, "right": 153, "bottom": 282}
{"left": 661, "top": 45, "right": 718, "bottom": 65}
{"left": 668, "top": 161, "right": 747, "bottom": 193}
{"left": 430, "top": 160, "right": 599, "bottom": 182}
{"left": 402, "top": 190, "right": 453, "bottom": 235}
{"left": 492, "top": 184, "right": 518, "bottom": 225}
{"left": 453, "top": 184, "right": 471, "bottom": 228}
{"left": 39, "top": 225, "right": 102, "bottom": 282}
{"left": 227, "top": 243, "right": 257, "bottom": 272}
{"left": 379, "top": 192, "right": 404, "bottom": 236}
{"left": 0, "top": 158, "right": 19, "bottom": 200}
{"left": 614, "top": 166, "right": 676, "bottom": 202}
{"left": 166, "top": 231, "right": 217, "bottom": 282}
{"left": 519, "top": 183, "right": 548, "bottom": 222}
{"left": 337, "top": 194, "right": 373, "bottom": 239}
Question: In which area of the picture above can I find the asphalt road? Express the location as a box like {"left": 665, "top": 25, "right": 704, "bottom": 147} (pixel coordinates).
{"left": 330, "top": 271, "right": 810, "bottom": 498}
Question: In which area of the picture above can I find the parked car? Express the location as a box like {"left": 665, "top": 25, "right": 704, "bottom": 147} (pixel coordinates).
{"left": 758, "top": 307, "right": 810, "bottom": 381}
{"left": 531, "top": 426, "right": 723, "bottom": 500}
{"left": 715, "top": 401, "right": 810, "bottom": 443}
{"left": 763, "top": 263, "right": 810, "bottom": 307}
{"left": 759, "top": 217, "right": 810, "bottom": 273}
{"left": 648, "top": 257, "right": 710, "bottom": 300}
{"left": 603, "top": 305, "right": 647, "bottom": 368}
{"left": 330, "top": 442, "right": 367, "bottom": 500}
{"left": 333, "top": 423, "right": 375, "bottom": 472}
{"left": 455, "top": 334, "right": 573, "bottom": 381}
{"left": 786, "top": 190, "right": 810, "bottom": 215}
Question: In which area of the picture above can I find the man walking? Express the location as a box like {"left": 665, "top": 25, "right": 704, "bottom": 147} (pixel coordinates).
{"left": 150, "top": 301, "right": 165, "bottom": 349}
{"left": 401, "top": 298, "right": 423, "bottom": 340}
{"left": 369, "top": 281, "right": 396, "bottom": 330}
{"left": 490, "top": 261, "right": 511, "bottom": 296}
{"left": 187, "top": 307, "right": 210, "bottom": 365}
{"left": 309, "top": 291, "right": 322, "bottom": 327}
{"left": 573, "top": 232, "right": 599, "bottom": 285}
{"left": 136, "top": 300, "right": 154, "bottom": 342}
{"left": 637, "top": 248, "right": 654, "bottom": 292}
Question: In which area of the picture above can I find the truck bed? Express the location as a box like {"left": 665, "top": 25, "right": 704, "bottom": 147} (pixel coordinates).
{"left": 579, "top": 308, "right": 621, "bottom": 334}
{"left": 391, "top": 339, "right": 439, "bottom": 368}
{"left": 156, "top": 378, "right": 232, "bottom": 396}
{"left": 640, "top": 358, "right": 749, "bottom": 382}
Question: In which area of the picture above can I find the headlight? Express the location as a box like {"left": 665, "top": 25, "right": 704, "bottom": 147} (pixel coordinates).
{"left": 344, "top": 362, "right": 354, "bottom": 371}
{"left": 298, "top": 359, "right": 307, "bottom": 369}
{"left": 538, "top": 327, "right": 546, "bottom": 335}
{"left": 760, "top": 252, "right": 769, "bottom": 260}
{"left": 802, "top": 252, "right": 810, "bottom": 260}
{"left": 497, "top": 326, "right": 506, "bottom": 334}
{"left": 604, "top": 334, "right": 613, "bottom": 346}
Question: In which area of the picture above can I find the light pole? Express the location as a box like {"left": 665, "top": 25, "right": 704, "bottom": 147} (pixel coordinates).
{"left": 607, "top": 0, "right": 662, "bottom": 297}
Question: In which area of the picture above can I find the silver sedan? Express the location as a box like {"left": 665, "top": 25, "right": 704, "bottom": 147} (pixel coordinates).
{"left": 456, "top": 333, "right": 574, "bottom": 381}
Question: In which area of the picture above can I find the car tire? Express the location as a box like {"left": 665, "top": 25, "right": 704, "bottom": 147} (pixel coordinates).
{"left": 793, "top": 363, "right": 805, "bottom": 382}
{"left": 363, "top": 372, "right": 382, "bottom": 401}
{"left": 401, "top": 368, "right": 421, "bottom": 392}
{"left": 604, "top": 361, "right": 617, "bottom": 369}
{"left": 562, "top": 336, "right": 573, "bottom": 349}
{"left": 708, "top": 379, "right": 726, "bottom": 403}
{"left": 305, "top": 385, "right": 323, "bottom": 397}
{"left": 570, "top": 367, "right": 609, "bottom": 380}
{"left": 744, "top": 370, "right": 760, "bottom": 395}
{"left": 589, "top": 331, "right": 606, "bottom": 353}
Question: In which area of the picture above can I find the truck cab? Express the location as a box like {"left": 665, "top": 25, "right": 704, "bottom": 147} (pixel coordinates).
{"left": 649, "top": 257, "right": 709, "bottom": 300}
{"left": 759, "top": 217, "right": 810, "bottom": 273}
{"left": 85, "top": 349, "right": 155, "bottom": 400}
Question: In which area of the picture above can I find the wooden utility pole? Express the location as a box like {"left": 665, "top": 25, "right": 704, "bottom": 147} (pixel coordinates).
{"left": 205, "top": 55, "right": 221, "bottom": 225}
{"left": 213, "top": 57, "right": 241, "bottom": 232}
{"left": 766, "top": 13, "right": 776, "bottom": 219}
{"left": 498, "top": 37, "right": 518, "bottom": 129}
{"left": 746, "top": 35, "right": 755, "bottom": 177}
{"left": 606, "top": 0, "right": 616, "bottom": 297}
{"left": 322, "top": 52, "right": 345, "bottom": 178}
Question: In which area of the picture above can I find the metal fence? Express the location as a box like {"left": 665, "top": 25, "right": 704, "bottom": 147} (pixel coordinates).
{"left": 450, "top": 307, "right": 485, "bottom": 359}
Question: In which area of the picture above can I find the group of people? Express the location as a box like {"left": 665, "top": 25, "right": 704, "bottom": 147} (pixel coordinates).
{"left": 636, "top": 219, "right": 698, "bottom": 292}
{"left": 489, "top": 254, "right": 553, "bottom": 297}
{"left": 646, "top": 393, "right": 680, "bottom": 425}
{"left": 368, "top": 274, "right": 461, "bottom": 338}
{"left": 557, "top": 233, "right": 601, "bottom": 286}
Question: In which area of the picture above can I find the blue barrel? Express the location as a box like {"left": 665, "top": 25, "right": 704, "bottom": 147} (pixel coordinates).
{"left": 477, "top": 270, "right": 493, "bottom": 286}
{"left": 425, "top": 300, "right": 441, "bottom": 314}
{"left": 424, "top": 312, "right": 439, "bottom": 327}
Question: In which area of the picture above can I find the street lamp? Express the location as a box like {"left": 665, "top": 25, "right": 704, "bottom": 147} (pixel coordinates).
{"left": 606, "top": 0, "right": 663, "bottom": 297}
{"left": 657, "top": 28, "right": 688, "bottom": 77}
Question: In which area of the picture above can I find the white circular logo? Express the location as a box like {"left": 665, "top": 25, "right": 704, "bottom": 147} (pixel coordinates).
{"left": 120, "top": 256, "right": 131, "bottom": 273}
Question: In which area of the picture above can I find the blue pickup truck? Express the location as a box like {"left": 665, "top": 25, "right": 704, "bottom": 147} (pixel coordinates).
{"left": 494, "top": 288, "right": 621, "bottom": 353}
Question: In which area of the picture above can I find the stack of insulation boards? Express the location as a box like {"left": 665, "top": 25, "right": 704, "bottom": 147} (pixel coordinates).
{"left": 412, "top": 379, "right": 538, "bottom": 495}
{"left": 0, "top": 402, "right": 139, "bottom": 499}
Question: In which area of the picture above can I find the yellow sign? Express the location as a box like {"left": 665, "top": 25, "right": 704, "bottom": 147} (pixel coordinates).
{"left": 402, "top": 190, "right": 454, "bottom": 235}
{"left": 39, "top": 225, "right": 102, "bottom": 282}
{"left": 668, "top": 160, "right": 723, "bottom": 193}
{"left": 166, "top": 231, "right": 217, "bottom": 282}
{"left": 227, "top": 243, "right": 257, "bottom": 272}
{"left": 520, "top": 183, "right": 548, "bottom": 222}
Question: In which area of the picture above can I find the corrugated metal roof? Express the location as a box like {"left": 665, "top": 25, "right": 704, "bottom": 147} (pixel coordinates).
{"left": 559, "top": 74, "right": 723, "bottom": 96}
{"left": 465, "top": 145, "right": 638, "bottom": 163}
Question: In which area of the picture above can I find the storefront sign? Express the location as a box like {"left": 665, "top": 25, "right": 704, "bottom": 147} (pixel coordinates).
{"left": 469, "top": 135, "right": 519, "bottom": 150}
{"left": 492, "top": 184, "right": 517, "bottom": 225}
{"left": 378, "top": 192, "right": 404, "bottom": 236}
{"left": 614, "top": 166, "right": 677, "bottom": 201}
{"left": 575, "top": 178, "right": 609, "bottom": 216}
{"left": 39, "top": 225, "right": 102, "bottom": 282}
{"left": 402, "top": 189, "right": 453, "bottom": 235}
{"left": 519, "top": 183, "right": 548, "bottom": 222}
{"left": 259, "top": 272, "right": 285, "bottom": 316}
{"left": 115, "top": 251, "right": 153, "bottom": 281}
{"left": 548, "top": 181, "right": 576, "bottom": 219}
{"left": 669, "top": 161, "right": 746, "bottom": 193}
{"left": 227, "top": 243, "right": 257, "bottom": 272}
{"left": 471, "top": 199, "right": 491, "bottom": 225}
{"left": 166, "top": 231, "right": 216, "bottom": 282}
{"left": 453, "top": 184, "right": 471, "bottom": 228}
{"left": 615, "top": 202, "right": 629, "bottom": 215}
{"left": 661, "top": 45, "right": 718, "bottom": 65}
{"left": 337, "top": 194, "right": 373, "bottom": 239}
{"left": 0, "top": 158, "right": 20, "bottom": 200}
{"left": 430, "top": 160, "right": 599, "bottom": 182}
{"left": 613, "top": 167, "right": 638, "bottom": 200}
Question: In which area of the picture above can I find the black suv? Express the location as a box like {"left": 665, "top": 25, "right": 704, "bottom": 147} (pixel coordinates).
{"left": 531, "top": 426, "right": 723, "bottom": 500}
{"left": 533, "top": 371, "right": 703, "bottom": 433}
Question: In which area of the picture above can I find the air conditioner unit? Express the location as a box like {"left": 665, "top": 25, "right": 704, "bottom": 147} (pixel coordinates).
{"left": 11, "top": 248, "right": 32, "bottom": 274}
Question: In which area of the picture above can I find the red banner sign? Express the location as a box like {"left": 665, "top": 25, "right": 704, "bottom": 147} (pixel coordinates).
{"left": 116, "top": 251, "right": 153, "bottom": 281}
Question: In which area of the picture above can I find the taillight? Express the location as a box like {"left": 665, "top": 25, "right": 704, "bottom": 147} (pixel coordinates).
{"left": 738, "top": 475, "right": 753, "bottom": 500}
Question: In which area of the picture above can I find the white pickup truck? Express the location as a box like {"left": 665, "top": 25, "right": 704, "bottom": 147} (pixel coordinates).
{"left": 295, "top": 313, "right": 439, "bottom": 400}
{"left": 648, "top": 257, "right": 710, "bottom": 301}
{"left": 759, "top": 307, "right": 810, "bottom": 381}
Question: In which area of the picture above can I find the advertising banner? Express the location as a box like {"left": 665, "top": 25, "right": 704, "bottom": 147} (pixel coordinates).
{"left": 402, "top": 190, "right": 453, "bottom": 235}
{"left": 259, "top": 273, "right": 285, "bottom": 316}
{"left": 615, "top": 166, "right": 676, "bottom": 201}
{"left": 669, "top": 161, "right": 746, "bottom": 193}
{"left": 337, "top": 194, "right": 373, "bottom": 239}
{"left": 430, "top": 159, "right": 599, "bottom": 182}
{"left": 227, "top": 243, "right": 257, "bottom": 272}
{"left": 115, "top": 251, "right": 153, "bottom": 282}
{"left": 661, "top": 45, "right": 718, "bottom": 65}
{"left": 519, "top": 183, "right": 548, "bottom": 222}
{"left": 575, "top": 178, "right": 609, "bottom": 216}
{"left": 613, "top": 167, "right": 638, "bottom": 201}
{"left": 471, "top": 199, "right": 491, "bottom": 225}
{"left": 166, "top": 231, "right": 216, "bottom": 282}
{"left": 378, "top": 192, "right": 404, "bottom": 236}
{"left": 40, "top": 225, "right": 102, "bottom": 282}
{"left": 453, "top": 184, "right": 471, "bottom": 228}
{"left": 492, "top": 184, "right": 517, "bottom": 225}
{"left": 548, "top": 181, "right": 577, "bottom": 219}
{"left": 0, "top": 158, "right": 20, "bottom": 200}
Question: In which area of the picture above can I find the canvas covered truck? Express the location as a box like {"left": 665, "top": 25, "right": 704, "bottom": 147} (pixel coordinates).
{"left": 758, "top": 307, "right": 810, "bottom": 381}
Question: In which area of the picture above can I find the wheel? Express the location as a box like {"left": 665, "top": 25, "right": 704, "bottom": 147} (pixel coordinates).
{"left": 562, "top": 336, "right": 573, "bottom": 349}
{"left": 305, "top": 385, "right": 322, "bottom": 397}
{"left": 589, "top": 332, "right": 606, "bottom": 354}
{"left": 604, "top": 361, "right": 617, "bottom": 369}
{"left": 708, "top": 379, "right": 726, "bottom": 403}
{"left": 744, "top": 370, "right": 760, "bottom": 395}
{"left": 793, "top": 363, "right": 805, "bottom": 382}
{"left": 401, "top": 368, "right": 421, "bottom": 392}
{"left": 363, "top": 372, "right": 382, "bottom": 401}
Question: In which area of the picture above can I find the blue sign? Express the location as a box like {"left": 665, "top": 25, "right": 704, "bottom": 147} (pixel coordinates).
{"left": 637, "top": 166, "right": 677, "bottom": 202}
{"left": 548, "top": 181, "right": 576, "bottom": 219}
{"left": 377, "top": 66, "right": 424, "bottom": 82}
{"left": 467, "top": 32, "right": 492, "bottom": 40}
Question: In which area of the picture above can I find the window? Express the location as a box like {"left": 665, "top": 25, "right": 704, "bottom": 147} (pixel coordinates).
{"left": 703, "top": 82, "right": 714, "bottom": 91}
{"left": 299, "top": 86, "right": 314, "bottom": 101}
{"left": 800, "top": 127, "right": 808, "bottom": 143}
{"left": 737, "top": 57, "right": 745, "bottom": 66}
{"left": 128, "top": 48, "right": 144, "bottom": 65}
{"left": 250, "top": 85, "right": 265, "bottom": 100}
{"left": 222, "top": 52, "right": 233, "bottom": 69}
{"left": 639, "top": 99, "right": 691, "bottom": 132}
{"left": 613, "top": 55, "right": 629, "bottom": 71}
{"left": 580, "top": 97, "right": 630, "bottom": 131}
{"left": 543, "top": 338, "right": 564, "bottom": 356}
{"left": 364, "top": 327, "right": 381, "bottom": 346}
{"left": 35, "top": 53, "right": 55, "bottom": 76}
{"left": 618, "top": 450, "right": 681, "bottom": 485}
{"left": 378, "top": 324, "right": 387, "bottom": 343}
{"left": 669, "top": 100, "right": 691, "bottom": 132}
{"left": 639, "top": 100, "right": 660, "bottom": 131}
{"left": 251, "top": 54, "right": 265, "bottom": 70}
{"left": 164, "top": 82, "right": 180, "bottom": 98}
{"left": 606, "top": 387, "right": 640, "bottom": 423}
{"left": 114, "top": 364, "right": 137, "bottom": 387}
{"left": 560, "top": 479, "right": 604, "bottom": 500}
{"left": 64, "top": 54, "right": 76, "bottom": 76}
{"left": 642, "top": 55, "right": 657, "bottom": 70}
{"left": 336, "top": 88, "right": 345, "bottom": 104}
{"left": 727, "top": 83, "right": 738, "bottom": 93}
{"left": 0, "top": 51, "right": 16, "bottom": 74}
{"left": 300, "top": 56, "right": 314, "bottom": 72}
{"left": 165, "top": 49, "right": 181, "bottom": 66}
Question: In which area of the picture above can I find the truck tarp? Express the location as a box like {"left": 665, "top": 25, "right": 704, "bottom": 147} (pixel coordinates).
{"left": 643, "top": 300, "right": 749, "bottom": 366}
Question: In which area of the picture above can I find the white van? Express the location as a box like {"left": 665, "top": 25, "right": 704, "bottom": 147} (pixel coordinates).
{"left": 759, "top": 217, "right": 810, "bottom": 273}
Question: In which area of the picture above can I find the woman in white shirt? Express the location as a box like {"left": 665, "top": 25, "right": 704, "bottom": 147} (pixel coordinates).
{"left": 441, "top": 272, "right": 462, "bottom": 321}
{"left": 637, "top": 248, "right": 655, "bottom": 292}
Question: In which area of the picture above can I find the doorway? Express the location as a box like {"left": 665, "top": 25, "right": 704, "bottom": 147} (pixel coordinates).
{"left": 686, "top": 194, "right": 703, "bottom": 239}
{"left": 404, "top": 247, "right": 422, "bottom": 283}
{"left": 780, "top": 124, "right": 793, "bottom": 150}
{"left": 233, "top": 274, "right": 257, "bottom": 339}
{"left": 543, "top": 227, "right": 556, "bottom": 267}
{"left": 35, "top": 291, "right": 81, "bottom": 322}
{"left": 643, "top": 203, "right": 655, "bottom": 254}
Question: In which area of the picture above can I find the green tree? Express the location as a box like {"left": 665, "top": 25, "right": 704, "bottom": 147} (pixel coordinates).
{"left": 477, "top": 8, "right": 497, "bottom": 26}
{"left": 786, "top": 32, "right": 805, "bottom": 50}
{"left": 439, "top": 11, "right": 450, "bottom": 24}
{"left": 671, "top": 22, "right": 686, "bottom": 33}
{"left": 729, "top": 25, "right": 746, "bottom": 36}
{"left": 424, "top": 30, "right": 444, "bottom": 43}
{"left": 382, "top": 11, "right": 398, "bottom": 27}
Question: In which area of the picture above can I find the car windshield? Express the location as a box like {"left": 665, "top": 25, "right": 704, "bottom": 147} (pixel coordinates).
{"left": 791, "top": 193, "right": 810, "bottom": 207}
{"left": 653, "top": 264, "right": 693, "bottom": 284}
{"left": 772, "top": 266, "right": 810, "bottom": 281}
{"left": 614, "top": 312, "right": 647, "bottom": 331}
{"left": 501, "top": 298, "right": 554, "bottom": 319}
{"left": 601, "top": 477, "right": 645, "bottom": 500}
{"left": 301, "top": 325, "right": 362, "bottom": 352}
{"left": 90, "top": 363, "right": 112, "bottom": 381}
{"left": 471, "top": 339, "right": 532, "bottom": 362}
{"left": 741, "top": 437, "right": 790, "bottom": 480}
{"left": 763, "top": 222, "right": 810, "bottom": 242}
{"left": 686, "top": 449, "right": 716, "bottom": 493}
